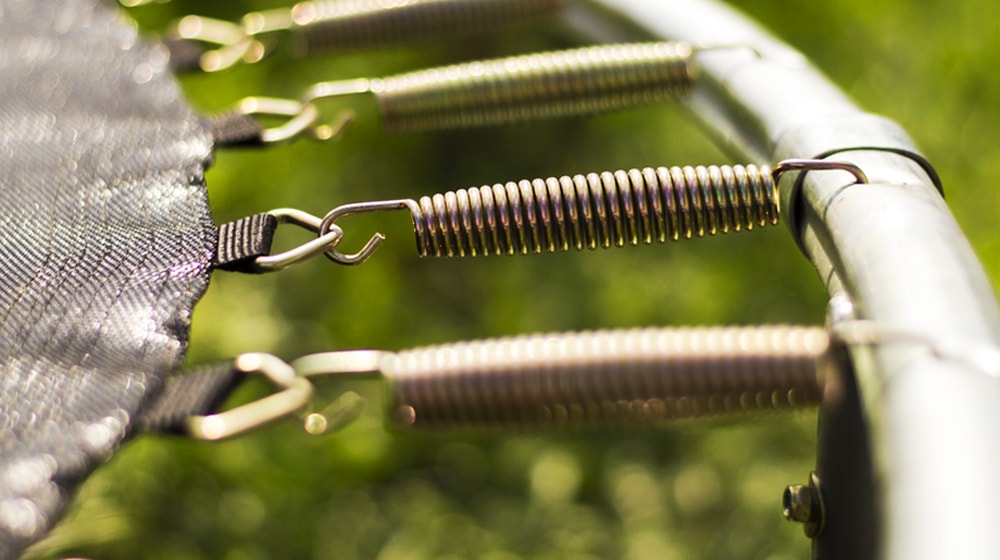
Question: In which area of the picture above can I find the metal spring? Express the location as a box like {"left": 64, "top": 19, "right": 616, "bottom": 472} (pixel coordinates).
{"left": 412, "top": 164, "right": 777, "bottom": 258}
{"left": 291, "top": 0, "right": 566, "bottom": 56}
{"left": 384, "top": 326, "right": 829, "bottom": 430}
{"left": 374, "top": 41, "right": 694, "bottom": 131}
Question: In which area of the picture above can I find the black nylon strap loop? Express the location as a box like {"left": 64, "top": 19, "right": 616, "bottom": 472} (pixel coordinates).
{"left": 208, "top": 111, "right": 266, "bottom": 147}
{"left": 165, "top": 37, "right": 206, "bottom": 73}
{"left": 137, "top": 363, "right": 246, "bottom": 435}
{"left": 215, "top": 213, "right": 279, "bottom": 272}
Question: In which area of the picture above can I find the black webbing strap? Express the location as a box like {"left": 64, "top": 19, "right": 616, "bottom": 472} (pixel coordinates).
{"left": 136, "top": 363, "right": 246, "bottom": 435}
{"left": 214, "top": 213, "right": 280, "bottom": 272}
{"left": 164, "top": 37, "right": 206, "bottom": 73}
{"left": 208, "top": 112, "right": 266, "bottom": 147}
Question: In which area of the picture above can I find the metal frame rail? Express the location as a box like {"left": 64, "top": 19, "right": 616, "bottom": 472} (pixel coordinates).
{"left": 566, "top": 1, "right": 1000, "bottom": 559}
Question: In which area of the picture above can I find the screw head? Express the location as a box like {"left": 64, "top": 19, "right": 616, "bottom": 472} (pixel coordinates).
{"left": 782, "top": 471, "right": 825, "bottom": 538}
{"left": 782, "top": 484, "right": 815, "bottom": 523}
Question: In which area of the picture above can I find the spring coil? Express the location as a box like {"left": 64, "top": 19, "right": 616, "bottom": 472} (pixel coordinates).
{"left": 385, "top": 326, "right": 829, "bottom": 430}
{"left": 412, "top": 164, "right": 777, "bottom": 258}
{"left": 375, "top": 41, "right": 693, "bottom": 131}
{"left": 291, "top": 0, "right": 565, "bottom": 55}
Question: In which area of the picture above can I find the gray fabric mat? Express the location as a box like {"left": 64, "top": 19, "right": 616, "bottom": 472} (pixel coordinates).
{"left": 0, "top": 1, "right": 215, "bottom": 557}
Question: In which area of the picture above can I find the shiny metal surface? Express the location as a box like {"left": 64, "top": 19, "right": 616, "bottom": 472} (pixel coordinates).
{"left": 303, "top": 391, "right": 366, "bottom": 436}
{"left": 288, "top": 0, "right": 566, "bottom": 55}
{"left": 171, "top": 0, "right": 565, "bottom": 71}
{"left": 382, "top": 326, "right": 829, "bottom": 430}
{"left": 373, "top": 41, "right": 692, "bottom": 131}
{"left": 187, "top": 353, "right": 314, "bottom": 441}
{"left": 232, "top": 97, "right": 324, "bottom": 144}
{"left": 319, "top": 199, "right": 422, "bottom": 265}
{"left": 577, "top": 1, "right": 1000, "bottom": 559}
{"left": 411, "top": 163, "right": 777, "bottom": 257}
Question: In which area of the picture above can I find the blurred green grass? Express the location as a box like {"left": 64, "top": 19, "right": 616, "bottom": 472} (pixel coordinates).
{"left": 26, "top": 1, "right": 1000, "bottom": 559}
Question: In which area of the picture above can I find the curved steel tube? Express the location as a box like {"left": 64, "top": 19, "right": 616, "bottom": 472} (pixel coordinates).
{"left": 571, "top": 2, "right": 1000, "bottom": 559}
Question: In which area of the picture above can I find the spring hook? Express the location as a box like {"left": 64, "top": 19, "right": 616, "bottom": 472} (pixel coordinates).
{"left": 772, "top": 159, "right": 868, "bottom": 184}
{"left": 318, "top": 199, "right": 421, "bottom": 265}
{"left": 232, "top": 97, "right": 331, "bottom": 145}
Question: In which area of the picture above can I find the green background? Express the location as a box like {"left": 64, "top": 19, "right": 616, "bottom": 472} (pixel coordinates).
{"left": 26, "top": 1, "right": 1000, "bottom": 559}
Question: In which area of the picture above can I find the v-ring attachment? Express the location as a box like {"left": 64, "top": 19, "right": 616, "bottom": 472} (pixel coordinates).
{"left": 170, "top": 15, "right": 266, "bottom": 72}
{"left": 253, "top": 208, "right": 345, "bottom": 273}
{"left": 233, "top": 97, "right": 349, "bottom": 145}
{"left": 187, "top": 353, "right": 314, "bottom": 441}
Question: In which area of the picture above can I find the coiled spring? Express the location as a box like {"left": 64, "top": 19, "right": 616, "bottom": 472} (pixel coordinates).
{"left": 269, "top": 159, "right": 860, "bottom": 267}
{"left": 291, "top": 0, "right": 566, "bottom": 55}
{"left": 412, "top": 163, "right": 777, "bottom": 258}
{"left": 383, "top": 326, "right": 829, "bottom": 430}
{"left": 373, "top": 42, "right": 693, "bottom": 131}
{"left": 169, "top": 0, "right": 565, "bottom": 72}
{"left": 231, "top": 41, "right": 698, "bottom": 143}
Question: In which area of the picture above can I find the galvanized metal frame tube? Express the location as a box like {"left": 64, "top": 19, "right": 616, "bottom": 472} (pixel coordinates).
{"left": 567, "top": 1, "right": 1000, "bottom": 559}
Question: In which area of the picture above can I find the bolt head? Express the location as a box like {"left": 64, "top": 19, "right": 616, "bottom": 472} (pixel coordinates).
{"left": 782, "top": 472, "right": 825, "bottom": 539}
{"left": 782, "top": 484, "right": 815, "bottom": 523}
